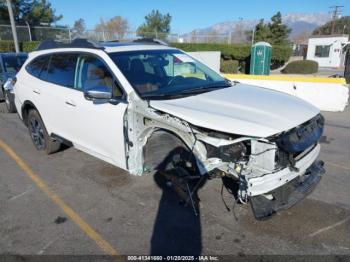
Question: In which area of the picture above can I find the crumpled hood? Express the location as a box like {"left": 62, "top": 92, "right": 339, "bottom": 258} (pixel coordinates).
{"left": 150, "top": 84, "right": 320, "bottom": 137}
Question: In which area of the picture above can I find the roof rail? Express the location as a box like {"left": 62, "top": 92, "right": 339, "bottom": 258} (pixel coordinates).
{"left": 36, "top": 38, "right": 104, "bottom": 51}
{"left": 132, "top": 38, "right": 169, "bottom": 46}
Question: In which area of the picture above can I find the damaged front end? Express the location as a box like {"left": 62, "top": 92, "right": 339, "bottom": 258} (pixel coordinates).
{"left": 196, "top": 114, "right": 326, "bottom": 220}
{"left": 126, "top": 97, "right": 325, "bottom": 220}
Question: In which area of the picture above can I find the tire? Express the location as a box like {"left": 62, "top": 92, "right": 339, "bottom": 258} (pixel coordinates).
{"left": 4, "top": 90, "right": 17, "bottom": 113}
{"left": 27, "top": 109, "right": 61, "bottom": 154}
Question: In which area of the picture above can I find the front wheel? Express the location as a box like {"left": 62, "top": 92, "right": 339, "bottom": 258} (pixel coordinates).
{"left": 27, "top": 110, "right": 61, "bottom": 154}
{"left": 4, "top": 90, "right": 17, "bottom": 113}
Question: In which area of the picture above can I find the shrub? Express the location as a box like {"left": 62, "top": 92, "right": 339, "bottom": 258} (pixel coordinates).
{"left": 22, "top": 41, "right": 40, "bottom": 52}
{"left": 171, "top": 43, "right": 292, "bottom": 71}
{"left": 220, "top": 59, "right": 239, "bottom": 73}
{"left": 0, "top": 41, "right": 15, "bottom": 52}
{"left": 0, "top": 40, "right": 40, "bottom": 52}
{"left": 282, "top": 60, "right": 318, "bottom": 74}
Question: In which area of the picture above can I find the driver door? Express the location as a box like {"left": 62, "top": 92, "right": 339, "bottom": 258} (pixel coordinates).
{"left": 65, "top": 53, "right": 128, "bottom": 169}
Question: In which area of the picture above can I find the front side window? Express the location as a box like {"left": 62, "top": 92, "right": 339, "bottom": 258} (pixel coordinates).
{"left": 315, "top": 45, "right": 330, "bottom": 57}
{"left": 26, "top": 55, "right": 50, "bottom": 78}
{"left": 109, "top": 49, "right": 229, "bottom": 99}
{"left": 75, "top": 54, "right": 123, "bottom": 98}
{"left": 45, "top": 53, "right": 77, "bottom": 87}
{"left": 3, "top": 55, "right": 27, "bottom": 74}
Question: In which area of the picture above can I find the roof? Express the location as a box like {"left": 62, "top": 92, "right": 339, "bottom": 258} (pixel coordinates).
{"left": 252, "top": 41, "right": 272, "bottom": 47}
{"left": 0, "top": 52, "right": 28, "bottom": 56}
{"left": 308, "top": 34, "right": 349, "bottom": 39}
{"left": 35, "top": 38, "right": 174, "bottom": 53}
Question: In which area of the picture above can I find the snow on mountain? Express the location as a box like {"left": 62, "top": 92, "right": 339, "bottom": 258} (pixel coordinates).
{"left": 185, "top": 12, "right": 332, "bottom": 39}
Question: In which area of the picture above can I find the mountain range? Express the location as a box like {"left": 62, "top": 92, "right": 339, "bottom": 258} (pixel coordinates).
{"left": 185, "top": 12, "right": 332, "bottom": 40}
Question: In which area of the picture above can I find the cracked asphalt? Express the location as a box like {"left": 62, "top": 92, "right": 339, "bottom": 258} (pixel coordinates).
{"left": 0, "top": 101, "right": 350, "bottom": 256}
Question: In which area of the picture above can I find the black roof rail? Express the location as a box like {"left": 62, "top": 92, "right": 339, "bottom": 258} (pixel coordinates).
{"left": 132, "top": 38, "right": 169, "bottom": 46}
{"left": 36, "top": 38, "right": 104, "bottom": 51}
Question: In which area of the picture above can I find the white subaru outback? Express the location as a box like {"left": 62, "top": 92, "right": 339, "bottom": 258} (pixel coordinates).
{"left": 12, "top": 39, "right": 325, "bottom": 219}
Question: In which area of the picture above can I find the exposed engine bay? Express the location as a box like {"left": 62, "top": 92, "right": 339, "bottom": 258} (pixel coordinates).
{"left": 125, "top": 97, "right": 325, "bottom": 220}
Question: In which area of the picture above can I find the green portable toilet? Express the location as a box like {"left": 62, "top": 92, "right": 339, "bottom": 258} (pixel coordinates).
{"left": 250, "top": 42, "right": 272, "bottom": 75}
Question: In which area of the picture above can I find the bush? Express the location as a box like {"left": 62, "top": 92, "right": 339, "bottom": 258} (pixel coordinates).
{"left": 0, "top": 41, "right": 15, "bottom": 52}
{"left": 0, "top": 40, "right": 40, "bottom": 53}
{"left": 282, "top": 60, "right": 318, "bottom": 74}
{"left": 220, "top": 59, "right": 239, "bottom": 73}
{"left": 171, "top": 43, "right": 293, "bottom": 68}
{"left": 22, "top": 41, "right": 40, "bottom": 52}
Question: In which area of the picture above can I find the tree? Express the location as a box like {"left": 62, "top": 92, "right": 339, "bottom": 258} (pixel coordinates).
{"left": 73, "top": 18, "right": 86, "bottom": 36}
{"left": 95, "top": 16, "right": 129, "bottom": 40}
{"left": 247, "top": 12, "right": 291, "bottom": 45}
{"left": 137, "top": 10, "right": 171, "bottom": 39}
{"left": 313, "top": 16, "right": 350, "bottom": 35}
{"left": 0, "top": 0, "right": 62, "bottom": 26}
{"left": 268, "top": 12, "right": 291, "bottom": 45}
{"left": 250, "top": 19, "right": 272, "bottom": 43}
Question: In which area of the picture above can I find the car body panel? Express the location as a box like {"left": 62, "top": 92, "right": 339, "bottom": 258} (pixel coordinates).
{"left": 150, "top": 84, "right": 320, "bottom": 137}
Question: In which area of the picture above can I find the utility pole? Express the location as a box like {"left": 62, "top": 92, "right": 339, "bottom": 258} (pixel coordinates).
{"left": 6, "top": 0, "right": 19, "bottom": 53}
{"left": 329, "top": 5, "right": 343, "bottom": 34}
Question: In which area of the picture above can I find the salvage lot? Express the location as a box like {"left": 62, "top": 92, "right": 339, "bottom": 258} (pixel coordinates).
{"left": 0, "top": 102, "right": 350, "bottom": 256}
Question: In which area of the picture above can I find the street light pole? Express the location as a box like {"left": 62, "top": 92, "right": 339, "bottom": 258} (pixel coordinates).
{"left": 6, "top": 0, "right": 19, "bottom": 53}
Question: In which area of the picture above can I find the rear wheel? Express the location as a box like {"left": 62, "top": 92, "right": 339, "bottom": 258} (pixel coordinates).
{"left": 27, "top": 110, "right": 61, "bottom": 154}
{"left": 4, "top": 90, "right": 17, "bottom": 113}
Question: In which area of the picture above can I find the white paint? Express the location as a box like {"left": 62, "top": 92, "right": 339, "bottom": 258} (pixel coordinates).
{"left": 188, "top": 51, "right": 221, "bottom": 73}
{"left": 150, "top": 84, "right": 320, "bottom": 137}
{"left": 247, "top": 144, "right": 320, "bottom": 196}
{"left": 306, "top": 35, "right": 349, "bottom": 68}
{"left": 309, "top": 216, "right": 350, "bottom": 237}
{"left": 226, "top": 78, "right": 349, "bottom": 112}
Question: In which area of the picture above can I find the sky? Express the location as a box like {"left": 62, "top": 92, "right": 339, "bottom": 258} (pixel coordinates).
{"left": 51, "top": 0, "right": 350, "bottom": 33}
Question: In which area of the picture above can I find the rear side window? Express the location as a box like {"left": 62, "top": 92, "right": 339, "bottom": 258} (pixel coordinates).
{"left": 45, "top": 53, "right": 77, "bottom": 87}
{"left": 26, "top": 55, "right": 49, "bottom": 78}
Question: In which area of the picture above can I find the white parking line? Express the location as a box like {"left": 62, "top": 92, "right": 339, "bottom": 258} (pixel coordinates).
{"left": 309, "top": 216, "right": 350, "bottom": 237}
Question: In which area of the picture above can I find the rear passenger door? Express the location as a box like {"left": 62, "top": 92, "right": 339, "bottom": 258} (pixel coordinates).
{"left": 63, "top": 53, "right": 128, "bottom": 169}
{"left": 38, "top": 53, "right": 79, "bottom": 138}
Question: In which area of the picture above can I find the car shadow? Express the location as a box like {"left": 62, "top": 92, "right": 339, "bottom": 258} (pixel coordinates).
{"left": 150, "top": 171, "right": 204, "bottom": 256}
{"left": 150, "top": 147, "right": 208, "bottom": 256}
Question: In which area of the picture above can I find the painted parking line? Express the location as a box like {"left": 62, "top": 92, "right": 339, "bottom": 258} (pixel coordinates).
{"left": 326, "top": 161, "right": 350, "bottom": 171}
{"left": 0, "top": 139, "right": 119, "bottom": 256}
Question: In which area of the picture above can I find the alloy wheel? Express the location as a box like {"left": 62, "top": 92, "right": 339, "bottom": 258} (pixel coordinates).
{"left": 29, "top": 118, "right": 45, "bottom": 150}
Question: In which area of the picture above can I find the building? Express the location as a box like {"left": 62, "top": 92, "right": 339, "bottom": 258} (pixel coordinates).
{"left": 306, "top": 35, "right": 349, "bottom": 68}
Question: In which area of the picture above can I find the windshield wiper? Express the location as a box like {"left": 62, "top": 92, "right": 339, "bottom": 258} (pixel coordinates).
{"left": 142, "top": 82, "right": 231, "bottom": 100}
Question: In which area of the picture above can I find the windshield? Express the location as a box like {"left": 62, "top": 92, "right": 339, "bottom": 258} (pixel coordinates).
{"left": 109, "top": 49, "right": 230, "bottom": 99}
{"left": 3, "top": 55, "right": 28, "bottom": 74}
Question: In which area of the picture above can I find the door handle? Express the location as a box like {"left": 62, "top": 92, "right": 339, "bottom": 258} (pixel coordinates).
{"left": 33, "top": 89, "right": 40, "bottom": 94}
{"left": 65, "top": 100, "right": 76, "bottom": 107}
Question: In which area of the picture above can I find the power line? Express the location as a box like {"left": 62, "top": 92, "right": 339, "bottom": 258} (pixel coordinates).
{"left": 329, "top": 5, "right": 344, "bottom": 34}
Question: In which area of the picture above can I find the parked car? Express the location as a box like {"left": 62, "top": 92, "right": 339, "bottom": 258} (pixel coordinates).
{"left": 13, "top": 39, "right": 325, "bottom": 219}
{"left": 0, "top": 52, "right": 28, "bottom": 113}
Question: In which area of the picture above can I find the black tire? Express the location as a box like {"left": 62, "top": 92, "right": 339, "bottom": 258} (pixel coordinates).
{"left": 4, "top": 89, "right": 17, "bottom": 113}
{"left": 27, "top": 110, "right": 61, "bottom": 154}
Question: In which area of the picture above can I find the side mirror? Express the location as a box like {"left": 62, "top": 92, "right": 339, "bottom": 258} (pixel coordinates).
{"left": 84, "top": 86, "right": 112, "bottom": 100}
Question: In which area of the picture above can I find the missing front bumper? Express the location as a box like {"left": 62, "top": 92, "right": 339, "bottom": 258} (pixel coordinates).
{"left": 250, "top": 160, "right": 325, "bottom": 220}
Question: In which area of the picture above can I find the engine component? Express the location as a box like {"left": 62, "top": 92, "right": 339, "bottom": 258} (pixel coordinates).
{"left": 250, "top": 140, "right": 277, "bottom": 172}
{"left": 206, "top": 142, "right": 247, "bottom": 162}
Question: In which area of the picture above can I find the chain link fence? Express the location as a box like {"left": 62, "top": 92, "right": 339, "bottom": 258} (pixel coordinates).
{"left": 0, "top": 25, "right": 247, "bottom": 44}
